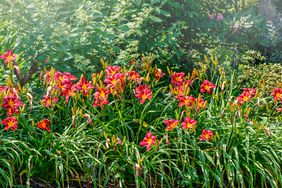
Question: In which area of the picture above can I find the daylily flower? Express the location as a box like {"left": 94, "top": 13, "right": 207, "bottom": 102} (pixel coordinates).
{"left": 181, "top": 117, "right": 197, "bottom": 130}
{"left": 185, "top": 80, "right": 193, "bottom": 87}
{"left": 61, "top": 84, "right": 77, "bottom": 103}
{"left": 93, "top": 86, "right": 110, "bottom": 108}
{"left": 164, "top": 119, "right": 180, "bottom": 131}
{"left": 170, "top": 85, "right": 184, "bottom": 97}
{"left": 217, "top": 13, "right": 223, "bottom": 21}
{"left": 177, "top": 95, "right": 195, "bottom": 107}
{"left": 0, "top": 49, "right": 16, "bottom": 64}
{"left": 2, "top": 93, "right": 23, "bottom": 116}
{"left": 106, "top": 66, "right": 121, "bottom": 77}
{"left": 134, "top": 84, "right": 152, "bottom": 104}
{"left": 105, "top": 73, "right": 125, "bottom": 89}
{"left": 83, "top": 114, "right": 92, "bottom": 125}
{"left": 171, "top": 72, "right": 185, "bottom": 86}
{"left": 41, "top": 95, "right": 59, "bottom": 108}
{"left": 235, "top": 91, "right": 252, "bottom": 105}
{"left": 0, "top": 85, "right": 9, "bottom": 92}
{"left": 243, "top": 88, "right": 257, "bottom": 97}
{"left": 154, "top": 68, "right": 164, "bottom": 83}
{"left": 200, "top": 80, "right": 216, "bottom": 94}
{"left": 127, "top": 70, "right": 140, "bottom": 82}
{"left": 139, "top": 131, "right": 157, "bottom": 151}
{"left": 199, "top": 129, "right": 214, "bottom": 141}
{"left": 76, "top": 75, "right": 94, "bottom": 96}
{"left": 196, "top": 98, "right": 207, "bottom": 111}
{"left": 271, "top": 88, "right": 282, "bottom": 101}
{"left": 53, "top": 71, "right": 77, "bottom": 91}
{"left": 208, "top": 13, "right": 216, "bottom": 20}
{"left": 1, "top": 116, "right": 18, "bottom": 131}
{"left": 37, "top": 118, "right": 51, "bottom": 132}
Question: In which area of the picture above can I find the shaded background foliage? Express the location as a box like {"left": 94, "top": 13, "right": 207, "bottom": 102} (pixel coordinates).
{"left": 0, "top": 0, "right": 282, "bottom": 78}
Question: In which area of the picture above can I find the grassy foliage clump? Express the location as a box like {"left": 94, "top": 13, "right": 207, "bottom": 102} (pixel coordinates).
{"left": 0, "top": 50, "right": 281, "bottom": 187}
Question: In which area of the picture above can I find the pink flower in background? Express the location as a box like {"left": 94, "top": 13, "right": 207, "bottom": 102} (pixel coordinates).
{"left": 217, "top": 13, "right": 223, "bottom": 21}
{"left": 208, "top": 13, "right": 216, "bottom": 20}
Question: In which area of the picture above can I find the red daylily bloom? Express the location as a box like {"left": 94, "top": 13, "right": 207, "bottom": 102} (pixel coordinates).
{"left": 37, "top": 118, "right": 51, "bottom": 132}
{"left": 127, "top": 70, "right": 140, "bottom": 82}
{"left": 196, "top": 98, "right": 207, "bottom": 111}
{"left": 54, "top": 71, "right": 77, "bottom": 83}
{"left": 1, "top": 117, "right": 18, "bottom": 131}
{"left": 106, "top": 66, "right": 121, "bottom": 77}
{"left": 134, "top": 84, "right": 152, "bottom": 104}
{"left": 105, "top": 73, "right": 124, "bottom": 88}
{"left": 5, "top": 107, "right": 20, "bottom": 117}
{"left": 41, "top": 95, "right": 59, "bottom": 108}
{"left": 177, "top": 95, "right": 195, "bottom": 107}
{"left": 243, "top": 88, "right": 257, "bottom": 97}
{"left": 199, "top": 129, "right": 214, "bottom": 141}
{"left": 2, "top": 93, "right": 23, "bottom": 116}
{"left": 61, "top": 84, "right": 76, "bottom": 103}
{"left": 181, "top": 117, "right": 197, "bottom": 130}
{"left": 76, "top": 75, "right": 94, "bottom": 96}
{"left": 185, "top": 80, "right": 193, "bottom": 87}
{"left": 154, "top": 68, "right": 164, "bottom": 82}
{"left": 200, "top": 80, "right": 216, "bottom": 94}
{"left": 164, "top": 119, "right": 180, "bottom": 131}
{"left": 271, "top": 88, "right": 282, "bottom": 101}
{"left": 235, "top": 91, "right": 252, "bottom": 105}
{"left": 63, "top": 72, "right": 78, "bottom": 81}
{"left": 139, "top": 131, "right": 157, "bottom": 151}
{"left": 0, "top": 85, "right": 9, "bottom": 92}
{"left": 0, "top": 49, "right": 16, "bottom": 64}
{"left": 170, "top": 85, "right": 184, "bottom": 97}
{"left": 171, "top": 72, "right": 185, "bottom": 86}
{"left": 53, "top": 71, "right": 77, "bottom": 91}
{"left": 93, "top": 86, "right": 110, "bottom": 108}
{"left": 235, "top": 88, "right": 257, "bottom": 105}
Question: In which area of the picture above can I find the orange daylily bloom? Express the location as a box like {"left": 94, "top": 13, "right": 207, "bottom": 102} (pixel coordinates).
{"left": 37, "top": 118, "right": 51, "bottom": 132}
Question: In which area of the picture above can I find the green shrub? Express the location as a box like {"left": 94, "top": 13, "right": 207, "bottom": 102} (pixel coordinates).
{"left": 237, "top": 63, "right": 282, "bottom": 94}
